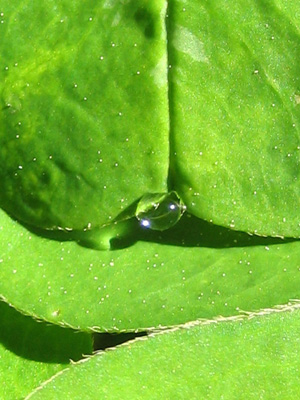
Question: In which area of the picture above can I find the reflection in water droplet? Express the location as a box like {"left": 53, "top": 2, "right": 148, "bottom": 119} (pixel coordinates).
{"left": 140, "top": 219, "right": 151, "bottom": 228}
{"left": 136, "top": 191, "right": 186, "bottom": 231}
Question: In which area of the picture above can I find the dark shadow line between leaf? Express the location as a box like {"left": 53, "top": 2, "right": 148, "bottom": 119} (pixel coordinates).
{"left": 93, "top": 331, "right": 147, "bottom": 351}
{"left": 110, "top": 213, "right": 296, "bottom": 250}
{"left": 2, "top": 208, "right": 296, "bottom": 251}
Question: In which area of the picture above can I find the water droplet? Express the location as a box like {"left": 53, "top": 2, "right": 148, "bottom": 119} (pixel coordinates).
{"left": 136, "top": 191, "right": 186, "bottom": 231}
{"left": 141, "top": 219, "right": 150, "bottom": 227}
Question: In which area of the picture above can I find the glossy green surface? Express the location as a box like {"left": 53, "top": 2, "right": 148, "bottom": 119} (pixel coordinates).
{"left": 28, "top": 307, "right": 300, "bottom": 399}
{"left": 0, "top": 0, "right": 299, "bottom": 398}
{"left": 1, "top": 208, "right": 299, "bottom": 331}
{"left": 0, "top": 0, "right": 169, "bottom": 231}
{"left": 168, "top": 0, "right": 300, "bottom": 237}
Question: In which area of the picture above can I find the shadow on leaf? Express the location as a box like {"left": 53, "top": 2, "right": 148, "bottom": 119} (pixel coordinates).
{"left": 0, "top": 300, "right": 92, "bottom": 363}
{"left": 111, "top": 213, "right": 294, "bottom": 250}
{"left": 3, "top": 207, "right": 295, "bottom": 251}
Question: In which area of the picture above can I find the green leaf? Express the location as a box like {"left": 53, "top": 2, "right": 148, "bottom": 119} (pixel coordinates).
{"left": 1, "top": 208, "right": 300, "bottom": 330}
{"left": 0, "top": 0, "right": 300, "bottom": 388}
{"left": 0, "top": 0, "right": 169, "bottom": 231}
{"left": 1, "top": 1, "right": 300, "bottom": 396}
{"left": 26, "top": 306, "right": 300, "bottom": 399}
{"left": 0, "top": 301, "right": 92, "bottom": 399}
{"left": 168, "top": 0, "right": 300, "bottom": 237}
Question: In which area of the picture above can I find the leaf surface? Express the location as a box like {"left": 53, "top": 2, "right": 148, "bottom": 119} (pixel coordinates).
{"left": 0, "top": 0, "right": 169, "bottom": 230}
{"left": 0, "top": 0, "right": 299, "bottom": 338}
{"left": 1, "top": 208, "right": 300, "bottom": 331}
{"left": 169, "top": 0, "right": 300, "bottom": 237}
{"left": 27, "top": 306, "right": 300, "bottom": 399}
{"left": 0, "top": 301, "right": 92, "bottom": 400}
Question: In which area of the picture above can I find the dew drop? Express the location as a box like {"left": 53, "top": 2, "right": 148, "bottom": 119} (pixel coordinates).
{"left": 136, "top": 191, "right": 186, "bottom": 231}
